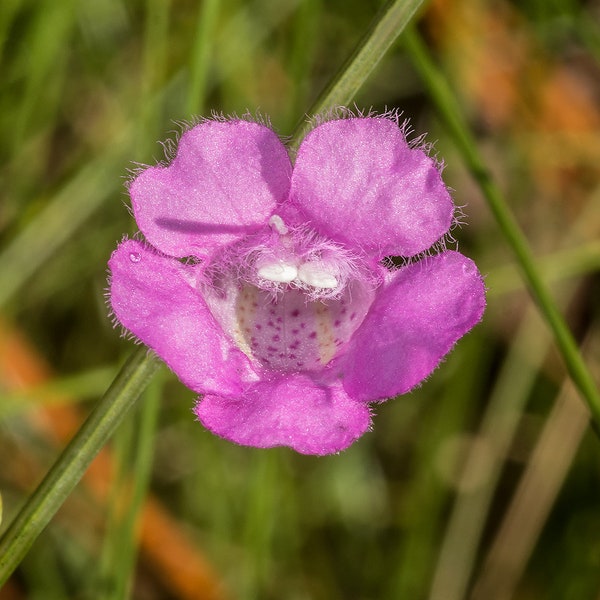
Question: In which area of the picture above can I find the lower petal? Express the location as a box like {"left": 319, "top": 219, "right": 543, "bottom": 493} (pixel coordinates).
{"left": 109, "top": 239, "right": 255, "bottom": 396}
{"left": 195, "top": 374, "right": 372, "bottom": 455}
{"left": 342, "top": 251, "right": 486, "bottom": 402}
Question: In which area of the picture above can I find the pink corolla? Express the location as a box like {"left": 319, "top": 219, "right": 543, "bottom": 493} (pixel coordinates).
{"left": 108, "top": 113, "right": 485, "bottom": 455}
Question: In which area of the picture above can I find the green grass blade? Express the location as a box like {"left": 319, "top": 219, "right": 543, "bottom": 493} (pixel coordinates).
{"left": 389, "top": 333, "right": 489, "bottom": 598}
{"left": 239, "top": 452, "right": 280, "bottom": 599}
{"left": 97, "top": 367, "right": 163, "bottom": 600}
{"left": 290, "top": 0, "right": 426, "bottom": 148}
{"left": 428, "top": 176, "right": 600, "bottom": 600}
{"left": 282, "top": 0, "right": 322, "bottom": 129}
{"left": 0, "top": 347, "right": 159, "bottom": 586}
{"left": 403, "top": 27, "right": 600, "bottom": 427}
{"left": 186, "top": 0, "right": 220, "bottom": 115}
{"left": 428, "top": 309, "right": 553, "bottom": 600}
{"left": 137, "top": 0, "right": 172, "bottom": 150}
{"left": 0, "top": 145, "right": 128, "bottom": 310}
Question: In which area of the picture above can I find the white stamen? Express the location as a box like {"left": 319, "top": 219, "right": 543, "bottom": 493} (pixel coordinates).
{"left": 258, "top": 261, "right": 298, "bottom": 283}
{"left": 268, "top": 214, "right": 288, "bottom": 235}
{"left": 298, "top": 262, "right": 338, "bottom": 289}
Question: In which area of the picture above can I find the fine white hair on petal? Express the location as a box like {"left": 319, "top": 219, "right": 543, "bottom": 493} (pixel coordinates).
{"left": 297, "top": 262, "right": 338, "bottom": 289}
{"left": 202, "top": 220, "right": 380, "bottom": 302}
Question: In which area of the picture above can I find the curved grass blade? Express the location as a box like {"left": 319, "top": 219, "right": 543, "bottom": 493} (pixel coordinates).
{"left": 402, "top": 27, "right": 600, "bottom": 427}
{"left": 0, "top": 347, "right": 159, "bottom": 586}
{"left": 290, "top": 0, "right": 426, "bottom": 149}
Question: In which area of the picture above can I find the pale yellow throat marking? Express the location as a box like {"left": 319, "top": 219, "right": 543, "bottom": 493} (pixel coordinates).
{"left": 313, "top": 302, "right": 336, "bottom": 365}
{"left": 234, "top": 284, "right": 258, "bottom": 358}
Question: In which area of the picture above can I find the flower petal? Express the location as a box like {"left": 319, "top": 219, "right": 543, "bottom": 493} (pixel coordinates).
{"left": 289, "top": 118, "right": 453, "bottom": 258}
{"left": 342, "top": 251, "right": 485, "bottom": 402}
{"left": 109, "top": 239, "right": 255, "bottom": 396}
{"left": 195, "top": 375, "right": 372, "bottom": 455}
{"left": 131, "top": 120, "right": 292, "bottom": 258}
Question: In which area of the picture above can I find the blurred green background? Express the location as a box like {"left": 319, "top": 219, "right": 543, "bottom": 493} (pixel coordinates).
{"left": 1, "top": 0, "right": 600, "bottom": 599}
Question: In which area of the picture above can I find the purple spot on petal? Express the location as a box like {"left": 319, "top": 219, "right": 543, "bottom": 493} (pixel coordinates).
{"left": 272, "top": 335, "right": 280, "bottom": 342}
{"left": 309, "top": 331, "right": 317, "bottom": 339}
{"left": 291, "top": 309, "right": 300, "bottom": 317}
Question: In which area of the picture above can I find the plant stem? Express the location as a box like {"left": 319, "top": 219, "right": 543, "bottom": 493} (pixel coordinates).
{"left": 290, "top": 0, "right": 426, "bottom": 149}
{"left": 0, "top": 347, "right": 159, "bottom": 586}
{"left": 403, "top": 27, "right": 600, "bottom": 426}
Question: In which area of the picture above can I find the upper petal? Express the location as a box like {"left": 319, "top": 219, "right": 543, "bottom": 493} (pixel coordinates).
{"left": 130, "top": 120, "right": 292, "bottom": 258}
{"left": 109, "top": 239, "right": 256, "bottom": 396}
{"left": 195, "top": 374, "right": 372, "bottom": 455}
{"left": 342, "top": 251, "right": 485, "bottom": 402}
{"left": 289, "top": 117, "right": 453, "bottom": 258}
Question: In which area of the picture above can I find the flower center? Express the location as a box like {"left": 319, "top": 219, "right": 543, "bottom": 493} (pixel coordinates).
{"left": 232, "top": 282, "right": 371, "bottom": 372}
{"left": 251, "top": 215, "right": 343, "bottom": 294}
{"left": 203, "top": 216, "right": 376, "bottom": 373}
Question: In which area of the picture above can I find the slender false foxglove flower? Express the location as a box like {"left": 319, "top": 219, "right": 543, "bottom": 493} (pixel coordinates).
{"left": 108, "top": 112, "right": 485, "bottom": 455}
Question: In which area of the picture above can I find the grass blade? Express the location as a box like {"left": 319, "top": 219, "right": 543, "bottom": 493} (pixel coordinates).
{"left": 290, "top": 0, "right": 426, "bottom": 148}
{"left": 403, "top": 26, "right": 600, "bottom": 427}
{"left": 0, "top": 347, "right": 159, "bottom": 586}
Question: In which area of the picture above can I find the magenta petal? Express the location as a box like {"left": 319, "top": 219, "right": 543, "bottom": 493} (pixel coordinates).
{"left": 131, "top": 120, "right": 292, "bottom": 258}
{"left": 342, "top": 251, "right": 485, "bottom": 402}
{"left": 289, "top": 118, "right": 453, "bottom": 258}
{"left": 195, "top": 375, "right": 372, "bottom": 455}
{"left": 109, "top": 239, "right": 255, "bottom": 396}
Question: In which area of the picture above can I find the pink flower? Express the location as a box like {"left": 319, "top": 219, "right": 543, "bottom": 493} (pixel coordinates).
{"left": 108, "top": 114, "right": 485, "bottom": 455}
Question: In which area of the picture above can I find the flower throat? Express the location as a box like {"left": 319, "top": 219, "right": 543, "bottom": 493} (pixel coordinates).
{"left": 204, "top": 216, "right": 376, "bottom": 373}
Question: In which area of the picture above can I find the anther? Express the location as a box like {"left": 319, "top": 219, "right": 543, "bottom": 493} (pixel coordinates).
{"left": 268, "top": 214, "right": 288, "bottom": 235}
{"left": 298, "top": 262, "right": 338, "bottom": 289}
{"left": 258, "top": 260, "right": 298, "bottom": 283}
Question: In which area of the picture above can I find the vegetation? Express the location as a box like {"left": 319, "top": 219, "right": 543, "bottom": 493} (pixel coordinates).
{"left": 1, "top": 0, "right": 599, "bottom": 598}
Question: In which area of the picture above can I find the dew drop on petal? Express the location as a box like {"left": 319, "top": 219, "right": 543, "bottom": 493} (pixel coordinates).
{"left": 129, "top": 252, "right": 141, "bottom": 263}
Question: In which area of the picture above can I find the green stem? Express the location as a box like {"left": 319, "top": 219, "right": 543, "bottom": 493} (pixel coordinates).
{"left": 186, "top": 0, "right": 220, "bottom": 115}
{"left": 0, "top": 347, "right": 159, "bottom": 586}
{"left": 403, "top": 27, "right": 600, "bottom": 425}
{"left": 290, "top": 0, "right": 426, "bottom": 149}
